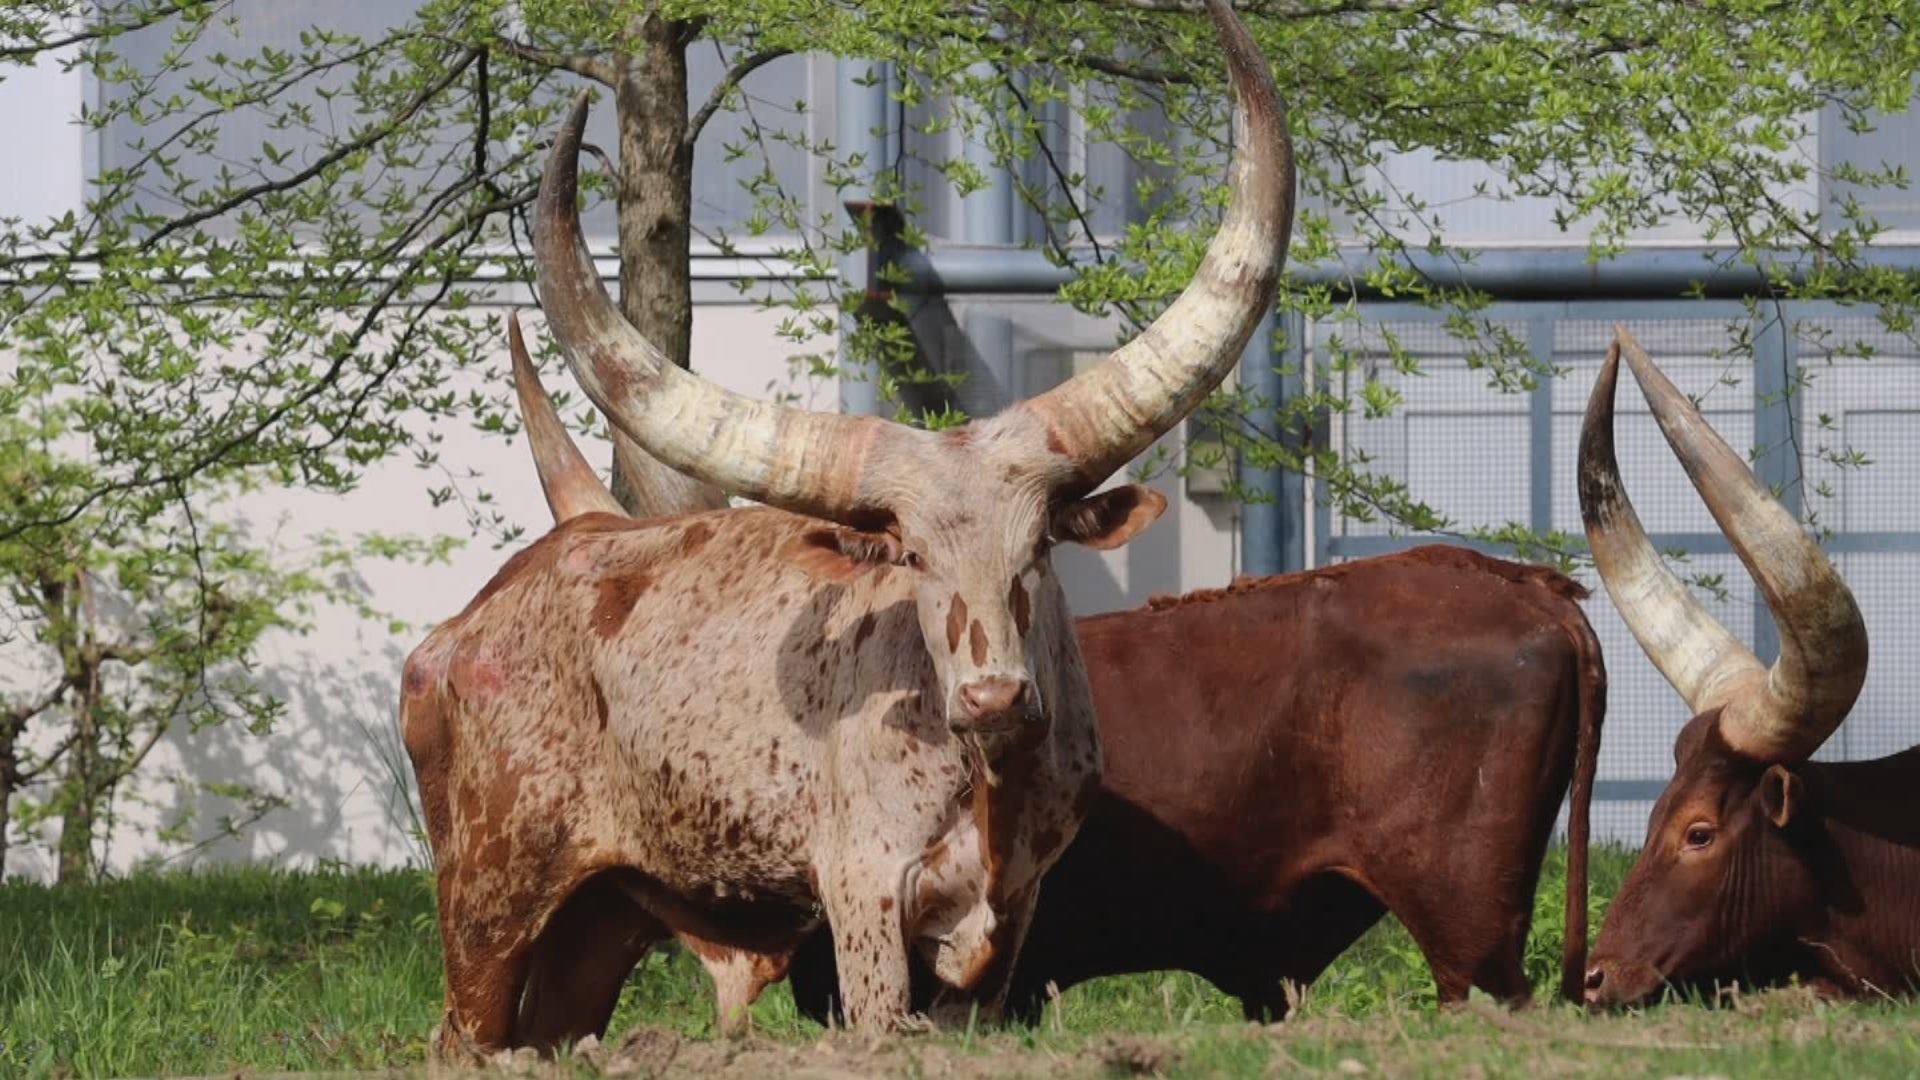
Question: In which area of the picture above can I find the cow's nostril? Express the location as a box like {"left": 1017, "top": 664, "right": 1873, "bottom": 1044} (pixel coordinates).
{"left": 958, "top": 677, "right": 1031, "bottom": 722}
{"left": 1584, "top": 967, "right": 1605, "bottom": 992}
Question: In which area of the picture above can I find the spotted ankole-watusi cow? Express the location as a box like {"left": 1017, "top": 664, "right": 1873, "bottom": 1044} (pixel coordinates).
{"left": 511, "top": 330, "right": 1605, "bottom": 1022}
{"left": 400, "top": 0, "right": 1293, "bottom": 1053}
{"left": 1578, "top": 326, "right": 1920, "bottom": 1007}
{"left": 778, "top": 551, "right": 1605, "bottom": 1022}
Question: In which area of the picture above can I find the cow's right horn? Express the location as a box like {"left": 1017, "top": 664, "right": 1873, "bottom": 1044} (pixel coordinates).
{"left": 1579, "top": 325, "right": 1868, "bottom": 762}
{"left": 1023, "top": 0, "right": 1294, "bottom": 494}
{"left": 533, "top": 92, "right": 908, "bottom": 527}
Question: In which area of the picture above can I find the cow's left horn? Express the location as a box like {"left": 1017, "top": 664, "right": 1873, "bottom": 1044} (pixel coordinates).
{"left": 1023, "top": 0, "right": 1295, "bottom": 491}
{"left": 510, "top": 312, "right": 626, "bottom": 523}
{"left": 533, "top": 93, "right": 906, "bottom": 527}
{"left": 1579, "top": 325, "right": 1868, "bottom": 762}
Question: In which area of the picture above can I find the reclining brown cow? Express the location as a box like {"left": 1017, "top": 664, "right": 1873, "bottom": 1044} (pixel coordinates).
{"left": 511, "top": 345, "right": 1606, "bottom": 1021}
{"left": 403, "top": 0, "right": 1293, "bottom": 1052}
{"left": 1579, "top": 326, "right": 1920, "bottom": 1006}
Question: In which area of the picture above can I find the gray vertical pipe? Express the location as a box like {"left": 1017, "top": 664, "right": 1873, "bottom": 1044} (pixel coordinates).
{"left": 1239, "top": 307, "right": 1305, "bottom": 578}
{"left": 959, "top": 63, "right": 1019, "bottom": 414}
{"left": 1528, "top": 314, "right": 1556, "bottom": 537}
{"left": 1749, "top": 305, "right": 1799, "bottom": 670}
{"left": 836, "top": 58, "right": 893, "bottom": 417}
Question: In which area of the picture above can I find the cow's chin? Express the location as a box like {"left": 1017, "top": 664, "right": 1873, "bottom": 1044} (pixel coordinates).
{"left": 1583, "top": 957, "right": 1668, "bottom": 1010}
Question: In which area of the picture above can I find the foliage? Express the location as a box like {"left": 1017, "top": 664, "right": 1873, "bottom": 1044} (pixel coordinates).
{"left": 2, "top": 1, "right": 1917, "bottom": 547}
{"left": 0, "top": 400, "right": 455, "bottom": 882}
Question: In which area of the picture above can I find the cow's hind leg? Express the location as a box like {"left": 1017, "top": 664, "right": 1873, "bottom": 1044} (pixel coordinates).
{"left": 1377, "top": 878, "right": 1533, "bottom": 1007}
{"left": 516, "top": 873, "right": 668, "bottom": 1052}
{"left": 434, "top": 890, "right": 538, "bottom": 1059}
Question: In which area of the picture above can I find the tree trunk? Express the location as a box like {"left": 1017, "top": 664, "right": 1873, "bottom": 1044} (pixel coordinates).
{"left": 0, "top": 730, "right": 15, "bottom": 878}
{"left": 55, "top": 699, "right": 99, "bottom": 884}
{"left": 607, "top": 12, "right": 729, "bottom": 519}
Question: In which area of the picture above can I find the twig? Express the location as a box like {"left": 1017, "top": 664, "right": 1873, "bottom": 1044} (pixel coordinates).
{"left": 686, "top": 47, "right": 793, "bottom": 150}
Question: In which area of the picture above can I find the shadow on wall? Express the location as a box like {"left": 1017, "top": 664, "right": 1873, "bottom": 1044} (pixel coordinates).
{"left": 0, "top": 564, "right": 430, "bottom": 883}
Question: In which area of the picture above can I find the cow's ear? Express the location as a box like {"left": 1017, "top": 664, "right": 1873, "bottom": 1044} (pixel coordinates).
{"left": 779, "top": 526, "right": 909, "bottom": 582}
{"left": 1052, "top": 485, "right": 1168, "bottom": 551}
{"left": 1760, "top": 765, "right": 1804, "bottom": 829}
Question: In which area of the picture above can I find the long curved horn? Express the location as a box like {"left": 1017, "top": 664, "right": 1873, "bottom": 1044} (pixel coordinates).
{"left": 1023, "top": 0, "right": 1295, "bottom": 491}
{"left": 1579, "top": 325, "right": 1868, "bottom": 761}
{"left": 510, "top": 311, "right": 625, "bottom": 523}
{"left": 534, "top": 94, "right": 906, "bottom": 527}
{"left": 510, "top": 312, "right": 730, "bottom": 521}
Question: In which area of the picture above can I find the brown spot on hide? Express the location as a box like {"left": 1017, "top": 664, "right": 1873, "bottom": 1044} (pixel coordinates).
{"left": 946, "top": 594, "right": 968, "bottom": 654}
{"left": 969, "top": 620, "right": 989, "bottom": 667}
{"left": 449, "top": 643, "right": 507, "bottom": 699}
{"left": 852, "top": 612, "right": 877, "bottom": 650}
{"left": 402, "top": 652, "right": 437, "bottom": 697}
{"left": 1031, "top": 825, "right": 1063, "bottom": 859}
{"left": 593, "top": 574, "right": 651, "bottom": 638}
{"left": 592, "top": 678, "right": 610, "bottom": 730}
{"left": 1010, "top": 578, "right": 1031, "bottom": 636}
{"left": 677, "top": 521, "right": 715, "bottom": 556}
{"left": 724, "top": 821, "right": 744, "bottom": 847}
{"left": 879, "top": 896, "right": 895, "bottom": 912}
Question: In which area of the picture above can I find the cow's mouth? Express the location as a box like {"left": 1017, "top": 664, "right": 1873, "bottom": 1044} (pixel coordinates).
{"left": 1582, "top": 958, "right": 1668, "bottom": 1009}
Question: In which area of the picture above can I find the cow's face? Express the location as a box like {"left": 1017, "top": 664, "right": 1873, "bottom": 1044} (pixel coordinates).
{"left": 781, "top": 436, "right": 1166, "bottom": 734}
{"left": 1584, "top": 713, "right": 1820, "bottom": 1008}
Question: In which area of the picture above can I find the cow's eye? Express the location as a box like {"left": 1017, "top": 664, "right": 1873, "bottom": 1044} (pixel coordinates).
{"left": 900, "top": 549, "right": 925, "bottom": 571}
{"left": 1683, "top": 824, "right": 1715, "bottom": 850}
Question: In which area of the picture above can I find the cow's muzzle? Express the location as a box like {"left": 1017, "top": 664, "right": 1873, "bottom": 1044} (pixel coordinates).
{"left": 951, "top": 676, "right": 1039, "bottom": 736}
{"left": 1581, "top": 959, "right": 1665, "bottom": 1009}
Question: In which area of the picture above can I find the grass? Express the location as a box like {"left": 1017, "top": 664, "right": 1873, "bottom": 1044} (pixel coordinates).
{"left": 3, "top": 846, "right": 1918, "bottom": 1079}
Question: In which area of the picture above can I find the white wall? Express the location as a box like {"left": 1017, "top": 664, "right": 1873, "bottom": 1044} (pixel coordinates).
{"left": 0, "top": 297, "right": 1241, "bottom": 880}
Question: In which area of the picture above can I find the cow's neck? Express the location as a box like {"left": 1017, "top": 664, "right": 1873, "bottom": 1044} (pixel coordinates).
{"left": 1794, "top": 754, "right": 1920, "bottom": 996}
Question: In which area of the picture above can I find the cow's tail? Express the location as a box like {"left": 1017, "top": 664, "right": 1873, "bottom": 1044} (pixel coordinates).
{"left": 1559, "top": 606, "right": 1606, "bottom": 1003}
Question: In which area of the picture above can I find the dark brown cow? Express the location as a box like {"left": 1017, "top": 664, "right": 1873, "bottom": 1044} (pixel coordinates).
{"left": 785, "top": 546, "right": 1605, "bottom": 1021}
{"left": 1579, "top": 325, "right": 1920, "bottom": 1006}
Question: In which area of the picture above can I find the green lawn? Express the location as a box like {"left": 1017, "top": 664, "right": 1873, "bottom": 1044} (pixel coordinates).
{"left": 4, "top": 846, "right": 1919, "bottom": 1079}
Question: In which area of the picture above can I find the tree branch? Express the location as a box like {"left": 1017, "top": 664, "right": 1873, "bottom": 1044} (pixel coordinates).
{"left": 0, "top": 0, "right": 222, "bottom": 62}
{"left": 1077, "top": 53, "right": 1193, "bottom": 86}
{"left": 495, "top": 34, "right": 614, "bottom": 86}
{"left": 685, "top": 47, "right": 792, "bottom": 150}
{"left": 120, "top": 46, "right": 482, "bottom": 256}
{"left": 4, "top": 682, "right": 70, "bottom": 728}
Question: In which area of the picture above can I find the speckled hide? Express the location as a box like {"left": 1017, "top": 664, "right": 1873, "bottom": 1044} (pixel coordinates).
{"left": 402, "top": 508, "right": 1102, "bottom": 1053}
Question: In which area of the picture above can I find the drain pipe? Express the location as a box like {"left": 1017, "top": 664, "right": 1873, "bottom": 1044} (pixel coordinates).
{"left": 957, "top": 65, "right": 1019, "bottom": 416}
{"left": 836, "top": 57, "right": 895, "bottom": 417}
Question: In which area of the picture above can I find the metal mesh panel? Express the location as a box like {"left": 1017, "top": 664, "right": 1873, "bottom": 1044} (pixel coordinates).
{"left": 1325, "top": 319, "right": 1532, "bottom": 539}
{"left": 1313, "top": 304, "right": 1920, "bottom": 845}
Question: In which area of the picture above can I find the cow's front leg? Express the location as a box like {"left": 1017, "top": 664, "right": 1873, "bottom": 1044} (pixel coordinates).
{"left": 932, "top": 887, "right": 1040, "bottom": 1027}
{"left": 818, "top": 859, "right": 916, "bottom": 1031}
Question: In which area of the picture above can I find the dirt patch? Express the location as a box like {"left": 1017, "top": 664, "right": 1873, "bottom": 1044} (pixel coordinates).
{"left": 454, "top": 1027, "right": 1181, "bottom": 1080}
